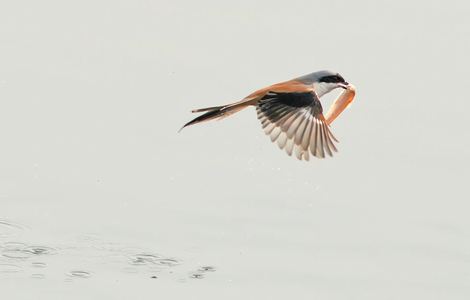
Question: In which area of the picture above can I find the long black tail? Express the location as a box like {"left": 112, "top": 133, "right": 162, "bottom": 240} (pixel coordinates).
{"left": 180, "top": 107, "right": 226, "bottom": 132}
{"left": 180, "top": 103, "right": 248, "bottom": 132}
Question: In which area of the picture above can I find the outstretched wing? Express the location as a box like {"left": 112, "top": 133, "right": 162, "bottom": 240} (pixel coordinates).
{"left": 256, "top": 91, "right": 338, "bottom": 161}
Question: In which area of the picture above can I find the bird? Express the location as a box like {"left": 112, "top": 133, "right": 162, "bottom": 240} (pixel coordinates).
{"left": 181, "top": 70, "right": 355, "bottom": 161}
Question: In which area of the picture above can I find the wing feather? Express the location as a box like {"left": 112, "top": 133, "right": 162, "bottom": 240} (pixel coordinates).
{"left": 257, "top": 92, "right": 339, "bottom": 160}
{"left": 321, "top": 122, "right": 333, "bottom": 157}
{"left": 285, "top": 138, "right": 295, "bottom": 156}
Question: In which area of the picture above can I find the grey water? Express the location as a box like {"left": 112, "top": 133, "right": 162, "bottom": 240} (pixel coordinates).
{"left": 1, "top": 0, "right": 470, "bottom": 299}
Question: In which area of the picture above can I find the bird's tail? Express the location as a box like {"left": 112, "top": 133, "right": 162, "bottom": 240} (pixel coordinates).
{"left": 180, "top": 103, "right": 248, "bottom": 132}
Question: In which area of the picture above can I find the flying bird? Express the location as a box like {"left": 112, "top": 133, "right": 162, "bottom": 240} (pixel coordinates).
{"left": 181, "top": 70, "right": 356, "bottom": 161}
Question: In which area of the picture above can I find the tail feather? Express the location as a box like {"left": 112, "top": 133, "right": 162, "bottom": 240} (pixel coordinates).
{"left": 180, "top": 107, "right": 226, "bottom": 132}
{"left": 191, "top": 105, "right": 224, "bottom": 113}
{"left": 180, "top": 103, "right": 248, "bottom": 132}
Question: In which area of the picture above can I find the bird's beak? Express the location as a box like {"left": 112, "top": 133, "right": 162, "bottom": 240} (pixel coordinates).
{"left": 339, "top": 82, "right": 350, "bottom": 89}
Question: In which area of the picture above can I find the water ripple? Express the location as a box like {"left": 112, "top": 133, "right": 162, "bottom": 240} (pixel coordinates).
{"left": 129, "top": 253, "right": 179, "bottom": 267}
{"left": 190, "top": 273, "right": 204, "bottom": 279}
{"left": 0, "top": 263, "right": 22, "bottom": 273}
{"left": 0, "top": 220, "right": 24, "bottom": 238}
{"left": 67, "top": 270, "right": 91, "bottom": 279}
{"left": 1, "top": 243, "right": 57, "bottom": 260}
{"left": 190, "top": 265, "right": 217, "bottom": 280}
{"left": 198, "top": 266, "right": 216, "bottom": 272}
{"left": 31, "top": 273, "right": 45, "bottom": 279}
{"left": 31, "top": 262, "right": 47, "bottom": 268}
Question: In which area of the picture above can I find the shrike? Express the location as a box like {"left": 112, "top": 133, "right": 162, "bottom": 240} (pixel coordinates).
{"left": 181, "top": 70, "right": 356, "bottom": 161}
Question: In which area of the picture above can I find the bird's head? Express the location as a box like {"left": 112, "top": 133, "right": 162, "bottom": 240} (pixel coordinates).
{"left": 297, "top": 70, "right": 350, "bottom": 97}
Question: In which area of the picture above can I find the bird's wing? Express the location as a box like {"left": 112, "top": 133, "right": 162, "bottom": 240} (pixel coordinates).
{"left": 220, "top": 79, "right": 314, "bottom": 109}
{"left": 242, "top": 79, "right": 313, "bottom": 102}
{"left": 256, "top": 90, "right": 338, "bottom": 160}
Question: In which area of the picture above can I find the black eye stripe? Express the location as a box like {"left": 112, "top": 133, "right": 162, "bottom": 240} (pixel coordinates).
{"left": 320, "top": 75, "right": 344, "bottom": 83}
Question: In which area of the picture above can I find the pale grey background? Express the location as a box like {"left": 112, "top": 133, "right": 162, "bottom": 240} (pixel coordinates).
{"left": 0, "top": 0, "right": 469, "bottom": 299}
